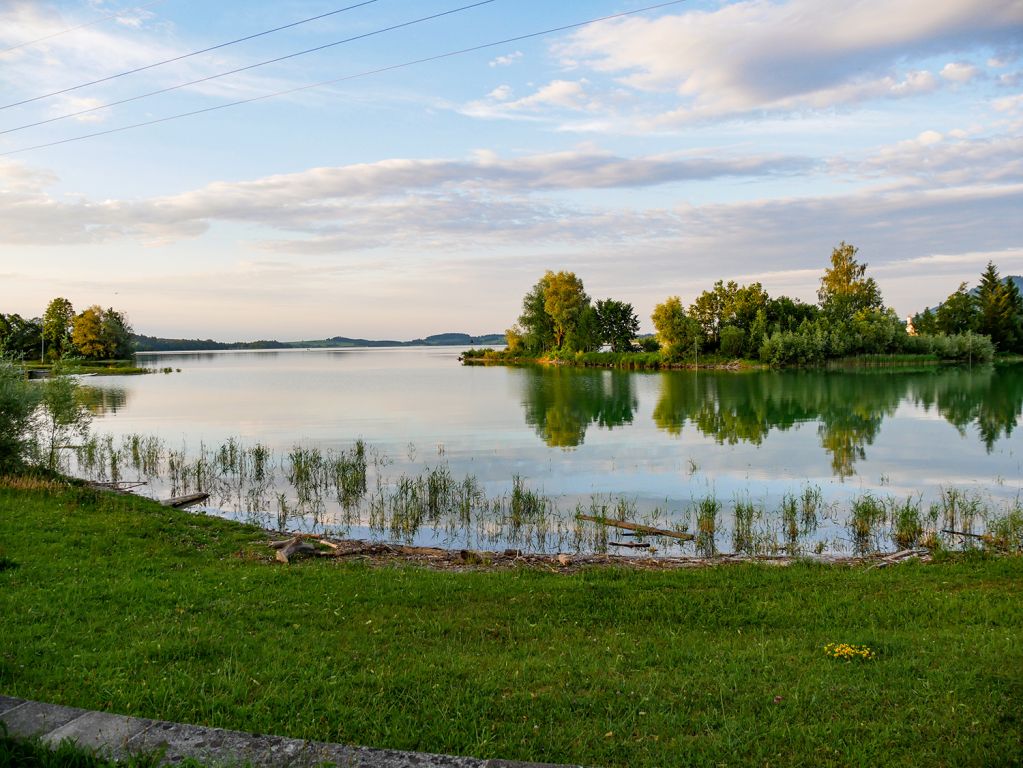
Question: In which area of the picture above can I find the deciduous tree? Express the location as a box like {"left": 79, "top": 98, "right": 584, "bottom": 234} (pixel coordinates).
{"left": 652, "top": 297, "right": 702, "bottom": 360}
{"left": 517, "top": 276, "right": 556, "bottom": 354}
{"left": 72, "top": 305, "right": 105, "bottom": 358}
{"left": 818, "top": 242, "right": 883, "bottom": 322}
{"left": 543, "top": 271, "right": 589, "bottom": 349}
{"left": 42, "top": 297, "right": 74, "bottom": 360}
{"left": 594, "top": 299, "right": 639, "bottom": 353}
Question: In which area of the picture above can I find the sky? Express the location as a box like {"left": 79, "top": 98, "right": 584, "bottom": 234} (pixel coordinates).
{"left": 0, "top": 0, "right": 1021, "bottom": 340}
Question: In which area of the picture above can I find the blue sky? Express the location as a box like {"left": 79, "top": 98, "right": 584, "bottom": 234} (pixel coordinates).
{"left": 1, "top": 0, "right": 1021, "bottom": 339}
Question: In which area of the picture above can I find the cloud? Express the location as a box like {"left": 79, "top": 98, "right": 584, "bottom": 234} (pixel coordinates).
{"left": 854, "top": 131, "right": 1023, "bottom": 186}
{"left": 488, "top": 51, "right": 522, "bottom": 67}
{"left": 0, "top": 148, "right": 818, "bottom": 249}
{"left": 554, "top": 0, "right": 1023, "bottom": 124}
{"left": 464, "top": 79, "right": 600, "bottom": 119}
{"left": 0, "top": 0, "right": 303, "bottom": 125}
{"left": 940, "top": 61, "right": 981, "bottom": 84}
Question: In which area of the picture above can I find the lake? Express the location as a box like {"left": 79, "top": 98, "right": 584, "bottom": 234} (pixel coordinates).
{"left": 74, "top": 347, "right": 1023, "bottom": 556}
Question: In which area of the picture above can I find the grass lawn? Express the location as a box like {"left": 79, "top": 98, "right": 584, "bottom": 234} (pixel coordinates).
{"left": 1, "top": 477, "right": 1021, "bottom": 767}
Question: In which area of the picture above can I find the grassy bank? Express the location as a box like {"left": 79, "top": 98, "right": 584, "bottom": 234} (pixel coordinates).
{"left": 1, "top": 478, "right": 1021, "bottom": 767}
{"left": 461, "top": 348, "right": 765, "bottom": 370}
{"left": 24, "top": 360, "right": 153, "bottom": 376}
{"left": 460, "top": 347, "right": 991, "bottom": 372}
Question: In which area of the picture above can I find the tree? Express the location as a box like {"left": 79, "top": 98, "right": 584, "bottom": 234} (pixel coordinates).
{"left": 517, "top": 276, "right": 556, "bottom": 354}
{"left": 543, "top": 271, "right": 589, "bottom": 349}
{"left": 976, "top": 263, "right": 1020, "bottom": 351}
{"left": 767, "top": 296, "right": 818, "bottom": 334}
{"left": 594, "top": 299, "right": 639, "bottom": 352}
{"left": 0, "top": 314, "right": 42, "bottom": 359}
{"left": 100, "top": 307, "right": 133, "bottom": 359}
{"left": 38, "top": 371, "right": 92, "bottom": 471}
{"left": 566, "top": 304, "right": 601, "bottom": 352}
{"left": 505, "top": 324, "right": 525, "bottom": 354}
{"left": 913, "top": 307, "right": 939, "bottom": 335}
{"left": 0, "top": 358, "right": 42, "bottom": 472}
{"left": 818, "top": 242, "right": 883, "bottom": 322}
{"left": 934, "top": 283, "right": 979, "bottom": 335}
{"left": 42, "top": 297, "right": 74, "bottom": 360}
{"left": 689, "top": 281, "right": 730, "bottom": 348}
{"left": 652, "top": 297, "right": 702, "bottom": 360}
{"left": 72, "top": 306, "right": 106, "bottom": 359}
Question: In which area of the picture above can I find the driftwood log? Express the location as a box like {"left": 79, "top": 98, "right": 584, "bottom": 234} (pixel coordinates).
{"left": 161, "top": 492, "right": 210, "bottom": 509}
{"left": 575, "top": 514, "right": 695, "bottom": 541}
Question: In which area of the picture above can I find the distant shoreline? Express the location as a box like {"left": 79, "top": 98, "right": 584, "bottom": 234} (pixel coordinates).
{"left": 131, "top": 331, "right": 507, "bottom": 353}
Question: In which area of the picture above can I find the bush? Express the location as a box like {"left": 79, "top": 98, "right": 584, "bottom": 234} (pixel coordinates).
{"left": 0, "top": 358, "right": 41, "bottom": 473}
{"left": 759, "top": 328, "right": 828, "bottom": 367}
{"left": 719, "top": 326, "right": 744, "bottom": 358}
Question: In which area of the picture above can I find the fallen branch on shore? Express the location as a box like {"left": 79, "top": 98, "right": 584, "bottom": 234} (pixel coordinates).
{"left": 575, "top": 514, "right": 695, "bottom": 541}
{"left": 160, "top": 492, "right": 210, "bottom": 509}
{"left": 868, "top": 547, "right": 932, "bottom": 569}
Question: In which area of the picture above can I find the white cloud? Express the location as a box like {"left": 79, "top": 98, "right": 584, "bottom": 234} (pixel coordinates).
{"left": 840, "top": 130, "right": 1023, "bottom": 187}
{"left": 554, "top": 0, "right": 1023, "bottom": 124}
{"left": 0, "top": 0, "right": 302, "bottom": 120}
{"left": 465, "top": 79, "right": 597, "bottom": 118}
{"left": 488, "top": 51, "right": 522, "bottom": 67}
{"left": 940, "top": 61, "right": 981, "bottom": 83}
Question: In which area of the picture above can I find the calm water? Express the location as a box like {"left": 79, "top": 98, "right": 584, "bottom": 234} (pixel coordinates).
{"left": 77, "top": 347, "right": 1023, "bottom": 554}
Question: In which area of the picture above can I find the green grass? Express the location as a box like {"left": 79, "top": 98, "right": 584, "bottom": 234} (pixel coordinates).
{"left": 1, "top": 479, "right": 1021, "bottom": 767}
{"left": 0, "top": 732, "right": 184, "bottom": 767}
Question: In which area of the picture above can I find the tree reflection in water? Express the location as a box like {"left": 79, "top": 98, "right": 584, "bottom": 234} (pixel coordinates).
{"left": 519, "top": 366, "right": 638, "bottom": 448}
{"left": 76, "top": 385, "right": 129, "bottom": 416}
{"left": 648, "top": 364, "right": 1023, "bottom": 477}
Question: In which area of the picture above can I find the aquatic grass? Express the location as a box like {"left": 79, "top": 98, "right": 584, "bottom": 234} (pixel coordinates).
{"left": 939, "top": 487, "right": 983, "bottom": 535}
{"left": 64, "top": 432, "right": 1023, "bottom": 557}
{"left": 732, "top": 498, "right": 759, "bottom": 556}
{"left": 849, "top": 494, "right": 887, "bottom": 554}
{"left": 780, "top": 493, "right": 800, "bottom": 554}
{"left": 695, "top": 495, "right": 720, "bottom": 557}
{"left": 890, "top": 496, "right": 923, "bottom": 550}
{"left": 800, "top": 485, "right": 823, "bottom": 532}
{"left": 982, "top": 500, "right": 1023, "bottom": 553}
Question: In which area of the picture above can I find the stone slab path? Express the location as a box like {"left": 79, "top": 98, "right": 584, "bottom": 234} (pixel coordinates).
{"left": 0, "top": 696, "right": 582, "bottom": 768}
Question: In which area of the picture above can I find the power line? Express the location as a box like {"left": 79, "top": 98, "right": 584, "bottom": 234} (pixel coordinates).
{"left": 0, "top": 0, "right": 496, "bottom": 133}
{"left": 0, "top": 0, "right": 687, "bottom": 158}
{"left": 1, "top": 0, "right": 167, "bottom": 55}
{"left": 0, "top": 0, "right": 381, "bottom": 111}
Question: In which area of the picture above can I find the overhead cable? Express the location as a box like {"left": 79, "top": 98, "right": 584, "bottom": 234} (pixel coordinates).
{"left": 0, "top": 0, "right": 496, "bottom": 134}
{"left": 0, "top": 0, "right": 687, "bottom": 157}
{"left": 0, "top": 0, "right": 381, "bottom": 110}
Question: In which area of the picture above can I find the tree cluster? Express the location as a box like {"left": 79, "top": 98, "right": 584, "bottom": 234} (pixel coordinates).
{"left": 913, "top": 263, "right": 1023, "bottom": 353}
{"left": 1, "top": 298, "right": 133, "bottom": 361}
{"left": 502, "top": 243, "right": 998, "bottom": 368}
{"left": 507, "top": 271, "right": 640, "bottom": 356}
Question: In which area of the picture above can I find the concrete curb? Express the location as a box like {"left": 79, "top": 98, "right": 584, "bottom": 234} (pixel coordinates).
{"left": 0, "top": 696, "right": 582, "bottom": 768}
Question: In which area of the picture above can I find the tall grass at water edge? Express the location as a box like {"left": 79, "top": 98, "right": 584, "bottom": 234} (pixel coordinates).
{"left": 71, "top": 432, "right": 1023, "bottom": 556}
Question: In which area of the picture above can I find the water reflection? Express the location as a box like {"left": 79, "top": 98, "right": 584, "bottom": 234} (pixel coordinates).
{"left": 909, "top": 366, "right": 1023, "bottom": 451}
{"left": 652, "top": 366, "right": 1023, "bottom": 476}
{"left": 520, "top": 366, "right": 637, "bottom": 448}
{"left": 77, "top": 385, "right": 129, "bottom": 415}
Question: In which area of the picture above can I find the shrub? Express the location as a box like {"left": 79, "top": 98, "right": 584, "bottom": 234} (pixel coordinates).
{"left": 719, "top": 326, "right": 744, "bottom": 358}
{"left": 0, "top": 358, "right": 41, "bottom": 473}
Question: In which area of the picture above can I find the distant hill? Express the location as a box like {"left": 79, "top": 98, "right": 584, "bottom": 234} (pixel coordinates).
{"left": 132, "top": 332, "right": 506, "bottom": 353}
